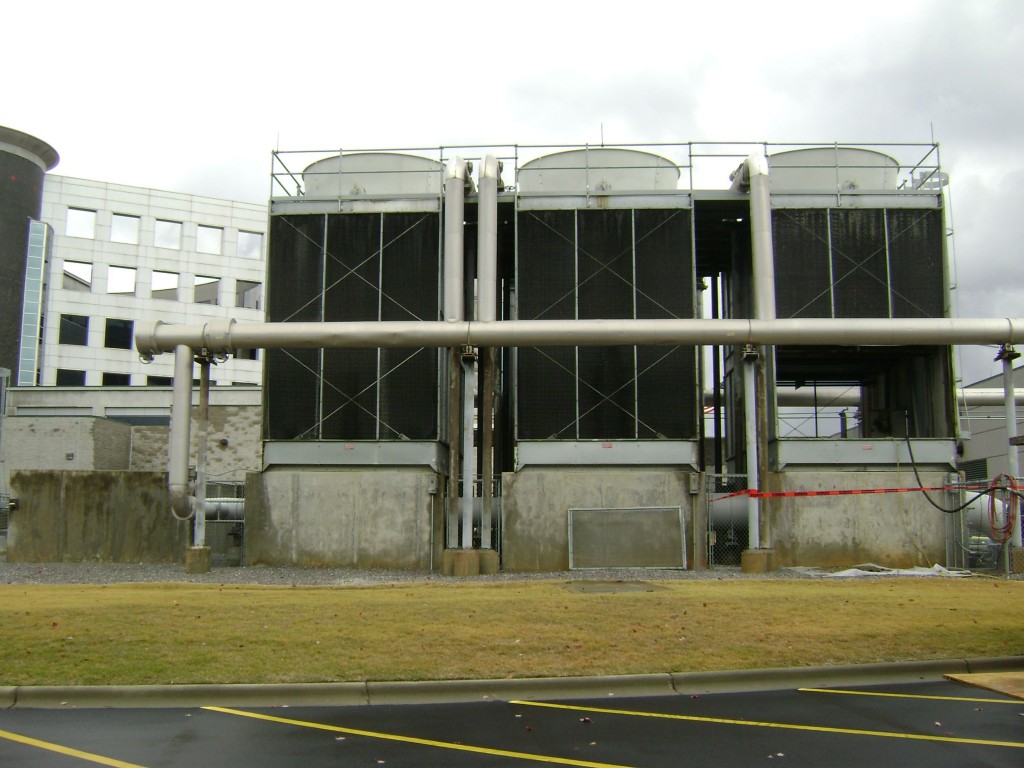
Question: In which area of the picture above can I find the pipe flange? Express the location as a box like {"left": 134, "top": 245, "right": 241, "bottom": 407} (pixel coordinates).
{"left": 135, "top": 320, "right": 165, "bottom": 358}
{"left": 203, "top": 319, "right": 236, "bottom": 357}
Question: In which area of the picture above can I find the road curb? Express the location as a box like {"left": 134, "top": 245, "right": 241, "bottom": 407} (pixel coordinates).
{"left": 5, "top": 656, "right": 1023, "bottom": 709}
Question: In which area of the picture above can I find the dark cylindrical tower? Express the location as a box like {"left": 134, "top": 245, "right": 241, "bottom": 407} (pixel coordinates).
{"left": 0, "top": 126, "right": 59, "bottom": 376}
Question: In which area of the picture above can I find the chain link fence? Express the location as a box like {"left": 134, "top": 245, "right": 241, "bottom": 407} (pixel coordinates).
{"left": 706, "top": 474, "right": 749, "bottom": 567}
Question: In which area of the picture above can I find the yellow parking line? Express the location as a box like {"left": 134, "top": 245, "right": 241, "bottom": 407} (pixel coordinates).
{"left": 800, "top": 687, "right": 1021, "bottom": 704}
{"left": 510, "top": 700, "right": 1024, "bottom": 750}
{"left": 204, "top": 705, "right": 637, "bottom": 768}
{"left": 0, "top": 728, "right": 146, "bottom": 767}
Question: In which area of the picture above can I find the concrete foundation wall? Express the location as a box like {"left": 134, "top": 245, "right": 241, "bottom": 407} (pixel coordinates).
{"left": 245, "top": 468, "right": 439, "bottom": 568}
{"left": 7, "top": 470, "right": 187, "bottom": 563}
{"left": 764, "top": 470, "right": 949, "bottom": 568}
{"left": 501, "top": 469, "right": 694, "bottom": 572}
{"left": 130, "top": 405, "right": 262, "bottom": 483}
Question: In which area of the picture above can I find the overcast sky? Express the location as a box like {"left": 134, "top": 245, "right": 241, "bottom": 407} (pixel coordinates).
{"left": 4, "top": 0, "right": 1021, "bottom": 384}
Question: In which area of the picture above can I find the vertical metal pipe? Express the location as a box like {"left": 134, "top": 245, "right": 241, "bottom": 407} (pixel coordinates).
{"left": 446, "top": 349, "right": 461, "bottom": 550}
{"left": 444, "top": 159, "right": 467, "bottom": 550}
{"left": 461, "top": 356, "right": 476, "bottom": 549}
{"left": 748, "top": 154, "right": 776, "bottom": 322}
{"left": 745, "top": 153, "right": 774, "bottom": 554}
{"left": 168, "top": 345, "right": 194, "bottom": 520}
{"left": 478, "top": 156, "right": 500, "bottom": 550}
{"left": 743, "top": 348, "right": 760, "bottom": 550}
{"left": 444, "top": 159, "right": 467, "bottom": 323}
{"left": 477, "top": 156, "right": 499, "bottom": 324}
{"left": 1001, "top": 349, "right": 1022, "bottom": 549}
{"left": 194, "top": 357, "right": 210, "bottom": 547}
{"left": 481, "top": 349, "right": 495, "bottom": 549}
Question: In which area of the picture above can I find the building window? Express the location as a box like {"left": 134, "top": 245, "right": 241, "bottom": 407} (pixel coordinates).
{"left": 110, "top": 214, "right": 140, "bottom": 245}
{"left": 195, "top": 276, "right": 220, "bottom": 305}
{"left": 196, "top": 225, "right": 223, "bottom": 255}
{"left": 104, "top": 318, "right": 134, "bottom": 350}
{"left": 155, "top": 219, "right": 183, "bottom": 249}
{"left": 107, "top": 266, "right": 136, "bottom": 295}
{"left": 66, "top": 208, "right": 96, "bottom": 239}
{"left": 62, "top": 260, "right": 93, "bottom": 291}
{"left": 236, "top": 280, "right": 262, "bottom": 310}
{"left": 237, "top": 230, "right": 263, "bottom": 259}
{"left": 56, "top": 369, "right": 86, "bottom": 386}
{"left": 146, "top": 375, "right": 174, "bottom": 386}
{"left": 102, "top": 372, "right": 131, "bottom": 386}
{"left": 151, "top": 270, "right": 179, "bottom": 301}
{"left": 59, "top": 314, "right": 89, "bottom": 346}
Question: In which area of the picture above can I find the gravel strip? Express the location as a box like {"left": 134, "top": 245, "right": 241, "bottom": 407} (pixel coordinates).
{"left": 0, "top": 559, "right": 824, "bottom": 586}
{"left": 0, "top": 554, "right": 1014, "bottom": 586}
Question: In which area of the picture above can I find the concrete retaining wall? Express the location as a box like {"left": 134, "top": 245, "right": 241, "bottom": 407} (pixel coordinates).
{"left": 501, "top": 469, "right": 695, "bottom": 572}
{"left": 764, "top": 470, "right": 949, "bottom": 568}
{"left": 244, "top": 469, "right": 440, "bottom": 568}
{"left": 7, "top": 470, "right": 187, "bottom": 562}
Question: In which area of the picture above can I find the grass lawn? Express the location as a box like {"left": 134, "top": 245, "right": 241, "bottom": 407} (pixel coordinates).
{"left": 0, "top": 577, "right": 1021, "bottom": 686}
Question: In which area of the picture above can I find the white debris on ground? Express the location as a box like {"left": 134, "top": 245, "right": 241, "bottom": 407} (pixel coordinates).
{"left": 822, "top": 563, "right": 970, "bottom": 578}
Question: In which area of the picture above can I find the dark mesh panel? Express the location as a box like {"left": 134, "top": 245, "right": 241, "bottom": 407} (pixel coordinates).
{"left": 321, "top": 348, "right": 378, "bottom": 439}
{"left": 517, "top": 211, "right": 576, "bottom": 320}
{"left": 888, "top": 209, "right": 945, "bottom": 318}
{"left": 321, "top": 214, "right": 381, "bottom": 439}
{"left": 517, "top": 211, "right": 576, "bottom": 439}
{"left": 772, "top": 209, "right": 831, "bottom": 318}
{"left": 265, "top": 215, "right": 325, "bottom": 439}
{"left": 635, "top": 209, "right": 696, "bottom": 439}
{"left": 324, "top": 214, "right": 380, "bottom": 322}
{"left": 831, "top": 209, "right": 889, "bottom": 318}
{"left": 578, "top": 210, "right": 635, "bottom": 439}
{"left": 518, "top": 347, "right": 577, "bottom": 439}
{"left": 379, "top": 213, "right": 440, "bottom": 439}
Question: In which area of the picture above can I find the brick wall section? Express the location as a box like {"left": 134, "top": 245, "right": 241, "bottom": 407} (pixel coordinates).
{"left": 3, "top": 417, "right": 131, "bottom": 474}
{"left": 130, "top": 405, "right": 262, "bottom": 483}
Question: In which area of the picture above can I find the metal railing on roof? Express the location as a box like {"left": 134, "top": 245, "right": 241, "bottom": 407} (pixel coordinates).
{"left": 269, "top": 141, "right": 942, "bottom": 200}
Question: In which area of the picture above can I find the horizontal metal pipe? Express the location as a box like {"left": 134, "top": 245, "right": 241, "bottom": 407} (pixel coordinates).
{"left": 737, "top": 387, "right": 1024, "bottom": 408}
{"left": 137, "top": 317, "right": 1023, "bottom": 355}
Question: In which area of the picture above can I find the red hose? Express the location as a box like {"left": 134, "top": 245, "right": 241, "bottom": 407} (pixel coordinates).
{"left": 988, "top": 474, "right": 1020, "bottom": 544}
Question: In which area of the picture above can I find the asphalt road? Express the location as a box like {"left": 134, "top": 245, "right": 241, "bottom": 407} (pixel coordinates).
{"left": 1, "top": 680, "right": 1021, "bottom": 767}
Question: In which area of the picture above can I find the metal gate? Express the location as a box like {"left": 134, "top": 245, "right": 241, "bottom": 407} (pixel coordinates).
{"left": 706, "top": 474, "right": 749, "bottom": 567}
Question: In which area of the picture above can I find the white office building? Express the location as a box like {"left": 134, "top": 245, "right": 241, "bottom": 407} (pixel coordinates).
{"left": 28, "top": 175, "right": 266, "bottom": 389}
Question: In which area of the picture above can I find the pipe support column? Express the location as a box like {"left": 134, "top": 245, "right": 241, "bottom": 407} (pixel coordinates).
{"left": 743, "top": 346, "right": 760, "bottom": 550}
{"left": 194, "top": 357, "right": 211, "bottom": 548}
{"left": 999, "top": 345, "right": 1022, "bottom": 549}
{"left": 477, "top": 155, "right": 500, "bottom": 551}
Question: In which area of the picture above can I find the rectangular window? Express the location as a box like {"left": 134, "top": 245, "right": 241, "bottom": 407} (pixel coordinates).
{"left": 102, "top": 372, "right": 131, "bottom": 386}
{"left": 110, "top": 213, "right": 140, "bottom": 244}
{"left": 56, "top": 369, "right": 87, "bottom": 386}
{"left": 237, "top": 230, "right": 263, "bottom": 259}
{"left": 107, "top": 266, "right": 136, "bottom": 295}
{"left": 236, "top": 280, "right": 262, "bottom": 310}
{"left": 59, "top": 314, "right": 89, "bottom": 346}
{"left": 66, "top": 208, "right": 96, "bottom": 239}
{"left": 62, "top": 260, "right": 93, "bottom": 290}
{"left": 196, "top": 225, "right": 223, "bottom": 255}
{"left": 104, "top": 318, "right": 134, "bottom": 350}
{"left": 146, "top": 375, "right": 174, "bottom": 386}
{"left": 194, "top": 276, "right": 220, "bottom": 305}
{"left": 155, "top": 219, "right": 183, "bottom": 249}
{"left": 151, "top": 270, "right": 179, "bottom": 301}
